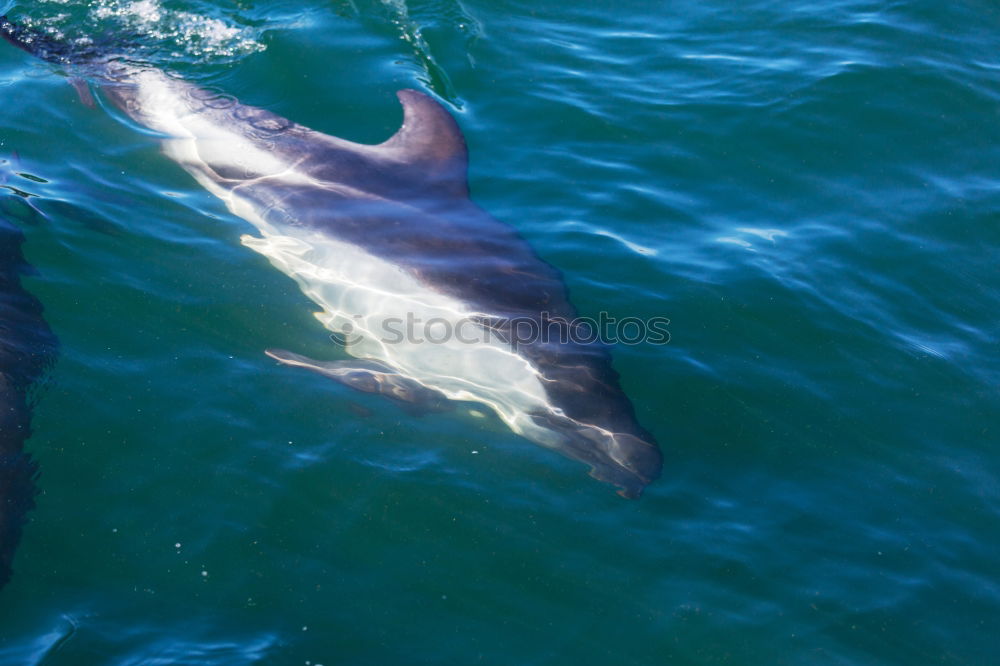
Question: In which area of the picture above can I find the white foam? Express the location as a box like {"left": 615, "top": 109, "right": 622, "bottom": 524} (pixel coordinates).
{"left": 93, "top": 0, "right": 265, "bottom": 59}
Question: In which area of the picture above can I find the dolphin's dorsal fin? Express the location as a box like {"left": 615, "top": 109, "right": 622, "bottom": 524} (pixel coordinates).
{"left": 378, "top": 90, "right": 469, "bottom": 198}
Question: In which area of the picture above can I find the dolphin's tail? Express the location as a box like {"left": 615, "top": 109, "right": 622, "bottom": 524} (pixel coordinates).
{"left": 0, "top": 15, "right": 102, "bottom": 64}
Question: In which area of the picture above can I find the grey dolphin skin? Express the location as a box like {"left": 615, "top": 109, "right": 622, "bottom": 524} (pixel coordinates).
{"left": 0, "top": 212, "right": 56, "bottom": 591}
{"left": 1, "top": 17, "right": 662, "bottom": 497}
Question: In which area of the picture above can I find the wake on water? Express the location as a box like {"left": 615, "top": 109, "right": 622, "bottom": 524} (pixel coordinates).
{"left": 7, "top": 0, "right": 266, "bottom": 63}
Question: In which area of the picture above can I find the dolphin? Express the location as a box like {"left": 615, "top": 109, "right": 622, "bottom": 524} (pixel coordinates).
{"left": 1, "top": 17, "right": 662, "bottom": 497}
{"left": 0, "top": 210, "right": 57, "bottom": 591}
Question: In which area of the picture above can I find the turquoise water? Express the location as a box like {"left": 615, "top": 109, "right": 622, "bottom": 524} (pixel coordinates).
{"left": 2, "top": 0, "right": 999, "bottom": 663}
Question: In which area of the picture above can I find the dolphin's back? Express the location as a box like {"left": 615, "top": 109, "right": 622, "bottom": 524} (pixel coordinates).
{"left": 103, "top": 68, "right": 581, "bottom": 318}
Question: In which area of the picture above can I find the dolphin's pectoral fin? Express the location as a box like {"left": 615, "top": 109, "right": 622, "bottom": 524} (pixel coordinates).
{"left": 69, "top": 78, "right": 95, "bottom": 108}
{"left": 377, "top": 90, "right": 469, "bottom": 198}
{"left": 264, "top": 348, "right": 452, "bottom": 415}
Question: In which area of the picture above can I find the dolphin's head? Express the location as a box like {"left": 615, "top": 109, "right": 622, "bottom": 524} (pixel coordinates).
{"left": 529, "top": 412, "right": 662, "bottom": 498}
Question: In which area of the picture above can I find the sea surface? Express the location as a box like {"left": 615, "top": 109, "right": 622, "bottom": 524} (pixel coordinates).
{"left": 1, "top": 0, "right": 998, "bottom": 664}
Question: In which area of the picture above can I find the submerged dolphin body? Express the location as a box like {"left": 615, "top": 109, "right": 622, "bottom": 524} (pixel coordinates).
{"left": 0, "top": 212, "right": 56, "bottom": 590}
{"left": 1, "top": 18, "right": 662, "bottom": 497}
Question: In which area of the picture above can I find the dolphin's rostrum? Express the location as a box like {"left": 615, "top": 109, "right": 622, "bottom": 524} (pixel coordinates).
{"left": 1, "top": 16, "right": 662, "bottom": 497}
